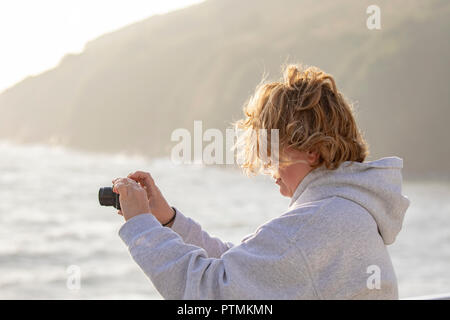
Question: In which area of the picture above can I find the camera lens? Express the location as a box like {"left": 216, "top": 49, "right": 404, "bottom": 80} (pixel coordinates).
{"left": 98, "top": 187, "right": 121, "bottom": 210}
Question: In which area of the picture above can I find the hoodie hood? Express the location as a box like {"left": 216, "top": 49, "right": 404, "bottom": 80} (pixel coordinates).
{"left": 289, "top": 157, "right": 410, "bottom": 245}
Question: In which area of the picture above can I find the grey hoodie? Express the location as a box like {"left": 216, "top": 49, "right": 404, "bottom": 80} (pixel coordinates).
{"left": 119, "top": 156, "right": 410, "bottom": 299}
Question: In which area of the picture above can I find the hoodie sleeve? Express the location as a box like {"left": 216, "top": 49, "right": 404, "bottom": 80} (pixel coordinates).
{"left": 169, "top": 207, "right": 234, "bottom": 258}
{"left": 118, "top": 213, "right": 315, "bottom": 299}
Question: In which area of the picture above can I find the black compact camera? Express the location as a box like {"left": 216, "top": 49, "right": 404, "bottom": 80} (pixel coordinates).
{"left": 98, "top": 187, "right": 121, "bottom": 210}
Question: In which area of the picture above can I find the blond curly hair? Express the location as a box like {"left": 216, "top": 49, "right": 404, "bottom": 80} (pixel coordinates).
{"left": 234, "top": 64, "right": 368, "bottom": 175}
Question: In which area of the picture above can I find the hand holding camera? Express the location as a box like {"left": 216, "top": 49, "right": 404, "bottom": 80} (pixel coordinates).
{"left": 109, "top": 177, "right": 150, "bottom": 221}
{"left": 99, "top": 171, "right": 175, "bottom": 226}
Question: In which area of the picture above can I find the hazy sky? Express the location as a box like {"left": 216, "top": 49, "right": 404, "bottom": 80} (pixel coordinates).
{"left": 0, "top": 0, "right": 204, "bottom": 94}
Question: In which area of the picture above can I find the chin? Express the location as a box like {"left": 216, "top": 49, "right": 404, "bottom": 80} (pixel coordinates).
{"left": 281, "top": 191, "right": 291, "bottom": 198}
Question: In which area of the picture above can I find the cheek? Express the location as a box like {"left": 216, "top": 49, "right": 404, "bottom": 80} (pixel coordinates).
{"left": 276, "top": 169, "right": 291, "bottom": 196}
{"left": 278, "top": 167, "right": 292, "bottom": 185}
{"left": 278, "top": 166, "right": 300, "bottom": 196}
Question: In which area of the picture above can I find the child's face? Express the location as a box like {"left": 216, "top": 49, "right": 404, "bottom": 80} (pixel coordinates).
{"left": 272, "top": 149, "right": 318, "bottom": 198}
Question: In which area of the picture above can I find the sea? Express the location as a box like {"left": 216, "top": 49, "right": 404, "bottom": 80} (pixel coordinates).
{"left": 0, "top": 141, "right": 449, "bottom": 299}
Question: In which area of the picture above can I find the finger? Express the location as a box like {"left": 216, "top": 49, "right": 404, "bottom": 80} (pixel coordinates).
{"left": 113, "top": 179, "right": 134, "bottom": 197}
{"left": 128, "top": 171, "right": 151, "bottom": 178}
{"left": 128, "top": 171, "right": 155, "bottom": 186}
{"left": 117, "top": 210, "right": 123, "bottom": 216}
{"left": 113, "top": 176, "right": 135, "bottom": 185}
{"left": 112, "top": 177, "right": 124, "bottom": 192}
{"left": 112, "top": 177, "right": 129, "bottom": 189}
{"left": 116, "top": 177, "right": 144, "bottom": 192}
{"left": 115, "top": 184, "right": 128, "bottom": 198}
{"left": 128, "top": 172, "right": 150, "bottom": 185}
{"left": 114, "top": 177, "right": 137, "bottom": 186}
{"left": 128, "top": 173, "right": 154, "bottom": 192}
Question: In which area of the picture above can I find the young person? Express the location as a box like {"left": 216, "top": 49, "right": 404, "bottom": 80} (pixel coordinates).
{"left": 112, "top": 64, "right": 410, "bottom": 299}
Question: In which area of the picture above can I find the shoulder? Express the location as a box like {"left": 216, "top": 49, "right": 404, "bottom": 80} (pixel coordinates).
{"left": 264, "top": 196, "right": 379, "bottom": 245}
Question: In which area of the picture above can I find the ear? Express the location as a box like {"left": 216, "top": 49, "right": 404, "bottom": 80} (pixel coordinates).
{"left": 306, "top": 150, "right": 319, "bottom": 166}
